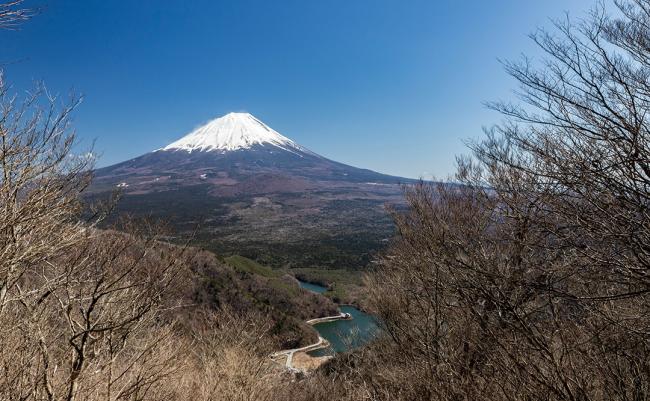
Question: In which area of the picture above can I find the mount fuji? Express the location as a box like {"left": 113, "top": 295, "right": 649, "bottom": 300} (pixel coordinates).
{"left": 91, "top": 112, "right": 413, "bottom": 269}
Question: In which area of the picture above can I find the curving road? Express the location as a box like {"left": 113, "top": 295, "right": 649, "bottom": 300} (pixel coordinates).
{"left": 270, "top": 312, "right": 352, "bottom": 373}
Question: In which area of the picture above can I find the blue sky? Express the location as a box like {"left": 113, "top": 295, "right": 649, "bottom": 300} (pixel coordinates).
{"left": 3, "top": 0, "right": 595, "bottom": 179}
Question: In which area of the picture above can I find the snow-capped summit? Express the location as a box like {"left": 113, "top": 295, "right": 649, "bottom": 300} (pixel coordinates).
{"left": 160, "top": 112, "right": 307, "bottom": 153}
{"left": 95, "top": 111, "right": 411, "bottom": 193}
{"left": 92, "top": 111, "right": 413, "bottom": 277}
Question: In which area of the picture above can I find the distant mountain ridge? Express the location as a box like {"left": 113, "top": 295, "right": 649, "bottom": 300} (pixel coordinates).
{"left": 91, "top": 112, "right": 413, "bottom": 269}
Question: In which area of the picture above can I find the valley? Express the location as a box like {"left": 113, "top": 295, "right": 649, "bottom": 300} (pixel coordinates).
{"left": 82, "top": 112, "right": 398, "bottom": 368}
{"left": 7, "top": 0, "right": 649, "bottom": 399}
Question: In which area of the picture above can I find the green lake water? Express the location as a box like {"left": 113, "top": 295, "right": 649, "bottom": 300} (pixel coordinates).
{"left": 297, "top": 279, "right": 379, "bottom": 356}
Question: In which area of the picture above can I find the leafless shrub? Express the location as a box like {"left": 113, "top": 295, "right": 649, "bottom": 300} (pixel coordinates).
{"left": 359, "top": 1, "right": 650, "bottom": 400}
{"left": 0, "top": 222, "right": 194, "bottom": 401}
{"left": 0, "top": 76, "right": 91, "bottom": 314}
{"left": 9, "top": 0, "right": 650, "bottom": 400}
{"left": 0, "top": 73, "right": 196, "bottom": 400}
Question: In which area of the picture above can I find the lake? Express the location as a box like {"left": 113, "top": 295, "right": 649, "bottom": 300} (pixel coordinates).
{"left": 297, "top": 279, "right": 379, "bottom": 356}
{"left": 298, "top": 280, "right": 328, "bottom": 294}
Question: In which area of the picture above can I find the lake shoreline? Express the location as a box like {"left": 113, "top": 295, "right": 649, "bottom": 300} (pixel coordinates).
{"left": 271, "top": 278, "right": 379, "bottom": 374}
{"left": 270, "top": 312, "right": 351, "bottom": 373}
{"left": 297, "top": 280, "right": 379, "bottom": 357}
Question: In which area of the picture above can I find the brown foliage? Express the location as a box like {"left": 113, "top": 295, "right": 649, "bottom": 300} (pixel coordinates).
{"left": 0, "top": 68, "right": 347, "bottom": 401}
{"left": 0, "top": 68, "right": 197, "bottom": 400}
{"left": 7, "top": 1, "right": 650, "bottom": 400}
{"left": 357, "top": 1, "right": 650, "bottom": 400}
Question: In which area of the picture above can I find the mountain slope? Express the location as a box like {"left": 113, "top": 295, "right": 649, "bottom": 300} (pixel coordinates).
{"left": 91, "top": 112, "right": 412, "bottom": 269}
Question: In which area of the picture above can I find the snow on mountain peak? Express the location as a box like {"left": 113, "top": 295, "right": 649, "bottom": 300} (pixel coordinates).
{"left": 160, "top": 112, "right": 306, "bottom": 153}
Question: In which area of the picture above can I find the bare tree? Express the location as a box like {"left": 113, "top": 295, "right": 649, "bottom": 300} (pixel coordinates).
{"left": 0, "top": 57, "right": 193, "bottom": 401}
{"left": 0, "top": 76, "right": 90, "bottom": 315}
{"left": 361, "top": 1, "right": 650, "bottom": 400}
{"left": 0, "top": 0, "right": 33, "bottom": 30}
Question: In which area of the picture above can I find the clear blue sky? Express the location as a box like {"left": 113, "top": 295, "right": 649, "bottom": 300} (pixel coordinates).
{"left": 3, "top": 0, "right": 595, "bottom": 179}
